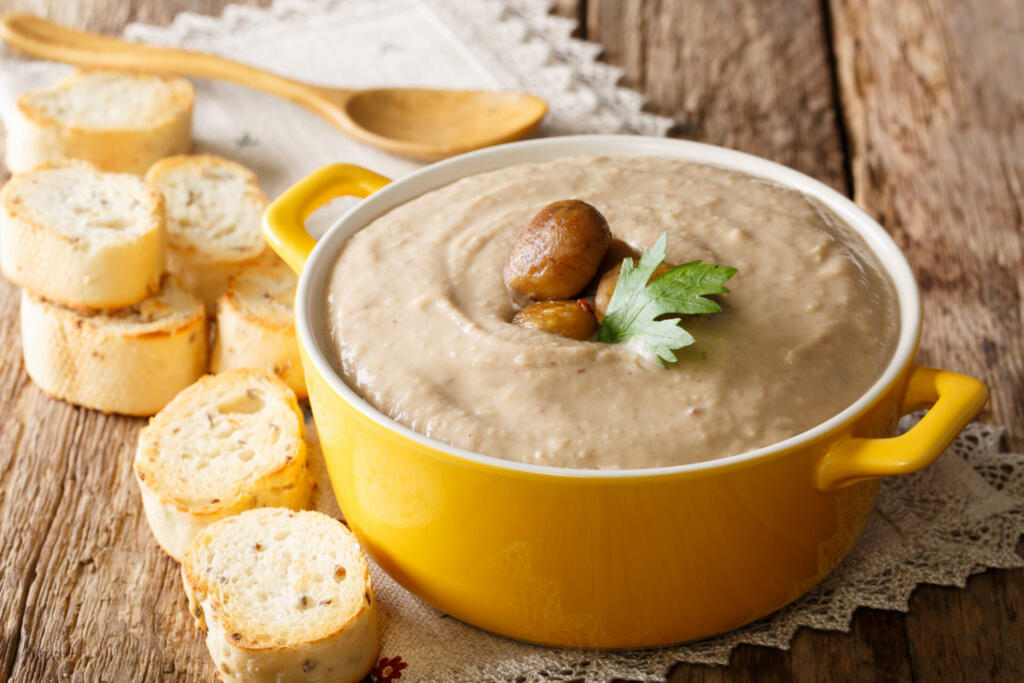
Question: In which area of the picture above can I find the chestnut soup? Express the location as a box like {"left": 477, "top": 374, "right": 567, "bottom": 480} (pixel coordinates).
{"left": 325, "top": 156, "right": 898, "bottom": 469}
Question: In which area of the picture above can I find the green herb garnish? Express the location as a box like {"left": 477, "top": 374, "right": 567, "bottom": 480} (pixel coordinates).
{"left": 597, "top": 233, "right": 737, "bottom": 365}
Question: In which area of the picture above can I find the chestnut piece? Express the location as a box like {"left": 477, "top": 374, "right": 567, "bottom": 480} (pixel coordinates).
{"left": 512, "top": 300, "right": 599, "bottom": 340}
{"left": 503, "top": 200, "right": 612, "bottom": 300}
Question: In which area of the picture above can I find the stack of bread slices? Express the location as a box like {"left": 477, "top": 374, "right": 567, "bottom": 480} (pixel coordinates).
{"left": 134, "top": 369, "right": 378, "bottom": 681}
{"left": 2, "top": 159, "right": 208, "bottom": 415}
{"left": 1, "top": 70, "right": 377, "bottom": 681}
{"left": 1, "top": 69, "right": 308, "bottom": 415}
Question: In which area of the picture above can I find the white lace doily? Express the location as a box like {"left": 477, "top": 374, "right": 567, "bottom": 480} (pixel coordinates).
{"left": 1, "top": 1, "right": 1020, "bottom": 681}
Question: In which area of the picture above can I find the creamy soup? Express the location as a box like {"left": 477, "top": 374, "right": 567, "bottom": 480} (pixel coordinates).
{"left": 325, "top": 156, "right": 898, "bottom": 469}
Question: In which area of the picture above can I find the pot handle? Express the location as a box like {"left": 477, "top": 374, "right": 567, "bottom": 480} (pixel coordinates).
{"left": 263, "top": 164, "right": 391, "bottom": 274}
{"left": 815, "top": 366, "right": 988, "bottom": 492}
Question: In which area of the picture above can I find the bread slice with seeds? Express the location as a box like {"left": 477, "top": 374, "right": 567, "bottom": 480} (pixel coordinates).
{"left": 182, "top": 508, "right": 378, "bottom": 683}
{"left": 134, "top": 369, "right": 314, "bottom": 562}
{"left": 211, "top": 258, "right": 306, "bottom": 398}
{"left": 5, "top": 69, "right": 193, "bottom": 175}
{"left": 20, "top": 274, "right": 206, "bottom": 416}
{"left": 1, "top": 160, "right": 166, "bottom": 309}
{"left": 145, "top": 154, "right": 269, "bottom": 312}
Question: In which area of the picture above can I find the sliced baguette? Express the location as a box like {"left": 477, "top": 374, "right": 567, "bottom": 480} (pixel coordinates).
{"left": 212, "top": 259, "right": 306, "bottom": 398}
{"left": 0, "top": 160, "right": 166, "bottom": 309}
{"left": 183, "top": 508, "right": 378, "bottom": 683}
{"left": 5, "top": 69, "right": 193, "bottom": 175}
{"left": 134, "top": 369, "right": 313, "bottom": 562}
{"left": 20, "top": 274, "right": 206, "bottom": 416}
{"left": 146, "top": 154, "right": 269, "bottom": 312}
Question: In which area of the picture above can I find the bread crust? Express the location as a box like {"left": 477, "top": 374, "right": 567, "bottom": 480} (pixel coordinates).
{"left": 182, "top": 509, "right": 379, "bottom": 682}
{"left": 20, "top": 275, "right": 207, "bottom": 416}
{"left": 1, "top": 161, "right": 167, "bottom": 310}
{"left": 5, "top": 70, "right": 193, "bottom": 175}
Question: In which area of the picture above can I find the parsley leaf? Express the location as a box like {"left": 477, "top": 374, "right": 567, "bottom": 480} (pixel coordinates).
{"left": 597, "top": 233, "right": 737, "bottom": 365}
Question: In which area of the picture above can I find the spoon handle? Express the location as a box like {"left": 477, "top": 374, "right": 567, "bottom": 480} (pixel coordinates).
{"left": 0, "top": 14, "right": 336, "bottom": 112}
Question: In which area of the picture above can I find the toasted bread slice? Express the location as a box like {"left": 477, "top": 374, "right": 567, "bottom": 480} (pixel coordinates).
{"left": 211, "top": 259, "right": 306, "bottom": 398}
{"left": 134, "top": 369, "right": 313, "bottom": 561}
{"left": 182, "top": 508, "right": 378, "bottom": 683}
{"left": 20, "top": 274, "right": 206, "bottom": 416}
{"left": 146, "top": 155, "right": 269, "bottom": 312}
{"left": 5, "top": 69, "right": 193, "bottom": 175}
{"left": 1, "top": 161, "right": 167, "bottom": 309}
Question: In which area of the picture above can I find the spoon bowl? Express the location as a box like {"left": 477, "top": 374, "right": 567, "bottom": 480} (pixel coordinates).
{"left": 0, "top": 13, "right": 548, "bottom": 161}
{"left": 340, "top": 89, "right": 549, "bottom": 159}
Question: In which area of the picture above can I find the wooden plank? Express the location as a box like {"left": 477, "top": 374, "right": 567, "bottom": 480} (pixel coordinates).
{"left": 829, "top": 0, "right": 1024, "bottom": 681}
{"left": 587, "top": 0, "right": 849, "bottom": 193}
{"left": 550, "top": 0, "right": 584, "bottom": 25}
{"left": 0, "top": 277, "right": 82, "bottom": 680}
{"left": 905, "top": 573, "right": 1024, "bottom": 682}
{"left": 0, "top": 2, "right": 267, "bottom": 681}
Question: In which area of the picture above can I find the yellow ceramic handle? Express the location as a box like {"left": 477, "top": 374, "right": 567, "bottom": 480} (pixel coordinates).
{"left": 263, "top": 164, "right": 391, "bottom": 274}
{"left": 816, "top": 366, "right": 988, "bottom": 491}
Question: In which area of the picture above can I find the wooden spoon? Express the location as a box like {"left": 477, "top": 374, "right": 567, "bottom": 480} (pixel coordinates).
{"left": 0, "top": 13, "right": 548, "bottom": 161}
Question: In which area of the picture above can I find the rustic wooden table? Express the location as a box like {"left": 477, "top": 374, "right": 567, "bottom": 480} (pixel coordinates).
{"left": 0, "top": 0, "right": 1021, "bottom": 680}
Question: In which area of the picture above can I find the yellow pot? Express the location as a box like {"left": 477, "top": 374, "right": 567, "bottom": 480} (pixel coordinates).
{"left": 263, "top": 136, "right": 987, "bottom": 649}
